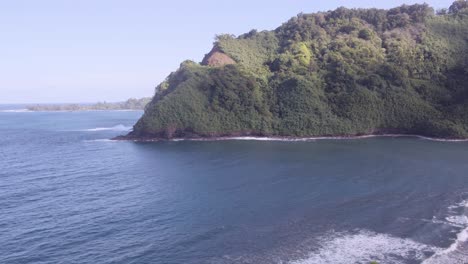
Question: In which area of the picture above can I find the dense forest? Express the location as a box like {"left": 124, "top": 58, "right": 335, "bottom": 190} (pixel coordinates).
{"left": 127, "top": 1, "right": 468, "bottom": 139}
{"left": 28, "top": 98, "right": 151, "bottom": 111}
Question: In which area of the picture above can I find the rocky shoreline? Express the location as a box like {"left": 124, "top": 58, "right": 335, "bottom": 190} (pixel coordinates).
{"left": 113, "top": 133, "right": 468, "bottom": 142}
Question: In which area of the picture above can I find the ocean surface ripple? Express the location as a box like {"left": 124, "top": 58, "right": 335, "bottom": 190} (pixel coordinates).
{"left": 0, "top": 109, "right": 467, "bottom": 264}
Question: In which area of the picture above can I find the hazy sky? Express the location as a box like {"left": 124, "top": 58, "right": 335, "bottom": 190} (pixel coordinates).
{"left": 0, "top": 0, "right": 454, "bottom": 103}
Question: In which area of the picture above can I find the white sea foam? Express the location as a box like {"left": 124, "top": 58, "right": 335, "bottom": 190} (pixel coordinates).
{"left": 81, "top": 125, "right": 132, "bottom": 132}
{"left": 0, "top": 109, "right": 31, "bottom": 113}
{"left": 290, "top": 230, "right": 439, "bottom": 264}
{"left": 227, "top": 136, "right": 311, "bottom": 141}
{"left": 168, "top": 134, "right": 468, "bottom": 142}
{"left": 170, "top": 136, "right": 369, "bottom": 142}
{"left": 421, "top": 227, "right": 468, "bottom": 264}
{"left": 422, "top": 199, "right": 468, "bottom": 264}
{"left": 446, "top": 215, "right": 468, "bottom": 227}
{"left": 83, "top": 139, "right": 115, "bottom": 142}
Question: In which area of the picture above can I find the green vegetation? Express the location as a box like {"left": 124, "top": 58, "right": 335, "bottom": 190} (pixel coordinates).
{"left": 28, "top": 97, "right": 151, "bottom": 111}
{"left": 129, "top": 1, "right": 468, "bottom": 139}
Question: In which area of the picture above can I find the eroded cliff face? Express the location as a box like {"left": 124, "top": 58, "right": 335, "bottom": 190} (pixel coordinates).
{"left": 201, "top": 46, "right": 236, "bottom": 67}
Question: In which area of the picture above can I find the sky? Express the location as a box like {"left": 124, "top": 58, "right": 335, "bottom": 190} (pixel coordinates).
{"left": 0, "top": 0, "right": 455, "bottom": 104}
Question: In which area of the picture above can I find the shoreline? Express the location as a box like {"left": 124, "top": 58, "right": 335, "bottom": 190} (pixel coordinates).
{"left": 113, "top": 133, "right": 468, "bottom": 143}
{"left": 0, "top": 109, "right": 143, "bottom": 113}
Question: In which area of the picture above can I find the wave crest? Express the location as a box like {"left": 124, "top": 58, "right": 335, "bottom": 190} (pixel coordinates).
{"left": 82, "top": 125, "right": 132, "bottom": 132}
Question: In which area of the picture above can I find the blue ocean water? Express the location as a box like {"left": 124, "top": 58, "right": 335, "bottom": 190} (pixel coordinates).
{"left": 0, "top": 107, "right": 467, "bottom": 264}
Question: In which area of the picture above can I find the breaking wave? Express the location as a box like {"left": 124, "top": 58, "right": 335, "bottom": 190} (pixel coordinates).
{"left": 81, "top": 125, "right": 132, "bottom": 132}
{"left": 0, "top": 109, "right": 31, "bottom": 113}
{"left": 83, "top": 139, "right": 115, "bottom": 142}
{"left": 422, "top": 199, "right": 468, "bottom": 264}
{"left": 290, "top": 230, "right": 439, "bottom": 264}
{"left": 290, "top": 199, "right": 468, "bottom": 264}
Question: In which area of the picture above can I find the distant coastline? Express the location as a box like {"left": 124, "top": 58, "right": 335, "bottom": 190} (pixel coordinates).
{"left": 26, "top": 97, "right": 151, "bottom": 112}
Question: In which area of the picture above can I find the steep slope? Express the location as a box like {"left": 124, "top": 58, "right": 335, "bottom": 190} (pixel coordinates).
{"left": 126, "top": 1, "right": 468, "bottom": 140}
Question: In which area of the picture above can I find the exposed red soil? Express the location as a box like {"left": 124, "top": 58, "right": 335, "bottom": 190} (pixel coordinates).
{"left": 201, "top": 46, "right": 236, "bottom": 67}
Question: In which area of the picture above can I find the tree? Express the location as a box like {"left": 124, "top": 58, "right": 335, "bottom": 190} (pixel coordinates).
{"left": 436, "top": 8, "right": 448, "bottom": 15}
{"left": 215, "top": 34, "right": 236, "bottom": 42}
{"left": 387, "top": 13, "right": 411, "bottom": 28}
{"left": 330, "top": 7, "right": 355, "bottom": 20}
{"left": 449, "top": 0, "right": 468, "bottom": 14}
{"left": 358, "top": 29, "right": 372, "bottom": 40}
{"left": 292, "top": 42, "right": 312, "bottom": 66}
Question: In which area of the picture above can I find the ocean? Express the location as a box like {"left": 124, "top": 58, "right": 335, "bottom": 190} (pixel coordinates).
{"left": 1, "top": 106, "right": 467, "bottom": 264}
